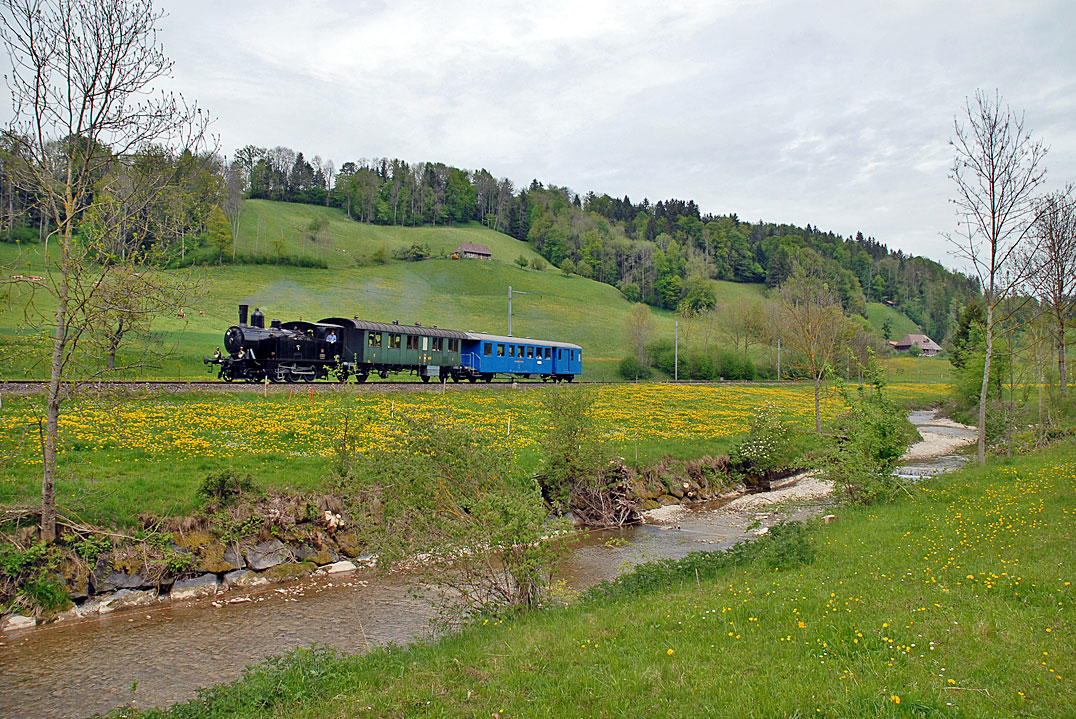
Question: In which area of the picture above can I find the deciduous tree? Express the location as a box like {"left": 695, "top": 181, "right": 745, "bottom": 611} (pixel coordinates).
{"left": 947, "top": 90, "right": 1047, "bottom": 463}
{"left": 774, "top": 268, "right": 849, "bottom": 433}
{"left": 1, "top": 0, "right": 210, "bottom": 540}
{"left": 1027, "top": 186, "right": 1075, "bottom": 397}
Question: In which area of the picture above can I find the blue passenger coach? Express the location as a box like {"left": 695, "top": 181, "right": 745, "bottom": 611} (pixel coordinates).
{"left": 460, "top": 332, "right": 582, "bottom": 382}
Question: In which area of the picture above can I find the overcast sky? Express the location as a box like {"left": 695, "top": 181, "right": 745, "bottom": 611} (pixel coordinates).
{"left": 156, "top": 1, "right": 1071, "bottom": 268}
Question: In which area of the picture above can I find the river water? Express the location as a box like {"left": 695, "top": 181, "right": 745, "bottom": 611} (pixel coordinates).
{"left": 0, "top": 411, "right": 975, "bottom": 719}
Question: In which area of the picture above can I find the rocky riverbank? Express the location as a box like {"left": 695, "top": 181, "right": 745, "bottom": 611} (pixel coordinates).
{"left": 1, "top": 454, "right": 748, "bottom": 634}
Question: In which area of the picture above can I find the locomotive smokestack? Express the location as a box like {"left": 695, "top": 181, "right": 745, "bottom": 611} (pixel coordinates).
{"left": 239, "top": 304, "right": 248, "bottom": 326}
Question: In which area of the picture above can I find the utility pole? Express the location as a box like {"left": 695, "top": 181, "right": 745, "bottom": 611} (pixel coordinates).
{"left": 777, "top": 337, "right": 781, "bottom": 380}
{"left": 508, "top": 285, "right": 542, "bottom": 336}
{"left": 674, "top": 319, "right": 679, "bottom": 382}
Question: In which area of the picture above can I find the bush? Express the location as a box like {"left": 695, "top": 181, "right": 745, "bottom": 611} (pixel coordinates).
{"left": 20, "top": 576, "right": 69, "bottom": 611}
{"left": 197, "top": 470, "right": 256, "bottom": 506}
{"left": 687, "top": 352, "right": 716, "bottom": 380}
{"left": 346, "top": 416, "right": 567, "bottom": 620}
{"left": 728, "top": 402, "right": 812, "bottom": 482}
{"left": 392, "top": 243, "right": 431, "bottom": 261}
{"left": 824, "top": 358, "right": 920, "bottom": 503}
{"left": 618, "top": 355, "right": 652, "bottom": 381}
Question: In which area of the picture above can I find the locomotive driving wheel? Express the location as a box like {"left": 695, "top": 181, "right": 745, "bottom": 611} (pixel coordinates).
{"left": 221, "top": 366, "right": 234, "bottom": 382}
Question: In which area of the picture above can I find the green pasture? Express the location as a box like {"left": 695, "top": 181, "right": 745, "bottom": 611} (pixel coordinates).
{"left": 0, "top": 382, "right": 952, "bottom": 527}
{"left": 865, "top": 302, "right": 922, "bottom": 341}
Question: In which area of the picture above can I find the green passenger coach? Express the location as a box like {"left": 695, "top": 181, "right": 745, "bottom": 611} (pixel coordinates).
{"left": 318, "top": 317, "right": 467, "bottom": 382}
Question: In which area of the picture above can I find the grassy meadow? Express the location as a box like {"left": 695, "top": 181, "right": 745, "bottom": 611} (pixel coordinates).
{"left": 123, "top": 438, "right": 1075, "bottom": 719}
{"left": 865, "top": 302, "right": 921, "bottom": 340}
{"left": 0, "top": 201, "right": 778, "bottom": 382}
{"left": 0, "top": 382, "right": 950, "bottom": 527}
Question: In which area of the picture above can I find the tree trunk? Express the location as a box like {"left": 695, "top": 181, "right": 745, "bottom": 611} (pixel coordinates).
{"left": 1058, "top": 311, "right": 1067, "bottom": 399}
{"left": 42, "top": 262, "right": 70, "bottom": 542}
{"left": 977, "top": 301, "right": 993, "bottom": 464}
{"left": 813, "top": 374, "right": 822, "bottom": 434}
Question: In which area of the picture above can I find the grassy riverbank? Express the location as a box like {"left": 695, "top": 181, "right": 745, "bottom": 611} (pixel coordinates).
{"left": 1, "top": 383, "right": 949, "bottom": 527}
{"left": 117, "top": 441, "right": 1075, "bottom": 719}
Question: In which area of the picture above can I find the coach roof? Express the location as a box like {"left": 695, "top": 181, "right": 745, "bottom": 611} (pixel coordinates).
{"left": 464, "top": 332, "right": 581, "bottom": 350}
{"left": 318, "top": 317, "right": 469, "bottom": 339}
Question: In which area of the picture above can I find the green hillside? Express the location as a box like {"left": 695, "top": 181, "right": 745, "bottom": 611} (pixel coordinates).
{"left": 229, "top": 200, "right": 551, "bottom": 270}
{"left": 0, "top": 203, "right": 772, "bottom": 381}
{"left": 865, "top": 302, "right": 922, "bottom": 342}
{"left": 2, "top": 201, "right": 933, "bottom": 382}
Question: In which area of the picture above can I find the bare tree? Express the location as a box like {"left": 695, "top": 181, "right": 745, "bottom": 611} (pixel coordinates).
{"left": 774, "top": 269, "right": 850, "bottom": 433}
{"left": 1027, "top": 186, "right": 1075, "bottom": 398}
{"left": 222, "top": 159, "right": 246, "bottom": 252}
{"left": 947, "top": 90, "right": 1047, "bottom": 463}
{"left": 1, "top": 0, "right": 210, "bottom": 541}
{"left": 625, "top": 302, "right": 655, "bottom": 363}
{"left": 717, "top": 297, "right": 764, "bottom": 360}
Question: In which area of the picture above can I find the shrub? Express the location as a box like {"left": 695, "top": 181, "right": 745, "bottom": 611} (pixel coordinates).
{"left": 824, "top": 354, "right": 919, "bottom": 503}
{"left": 392, "top": 243, "right": 431, "bottom": 261}
{"left": 20, "top": 576, "right": 69, "bottom": 611}
{"left": 535, "top": 388, "right": 635, "bottom": 526}
{"left": 197, "top": 470, "right": 256, "bottom": 506}
{"left": 618, "top": 355, "right": 652, "bottom": 381}
{"left": 346, "top": 416, "right": 568, "bottom": 620}
{"left": 687, "top": 351, "right": 716, "bottom": 380}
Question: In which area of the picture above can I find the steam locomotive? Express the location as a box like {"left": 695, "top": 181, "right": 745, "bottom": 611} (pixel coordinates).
{"left": 205, "top": 304, "right": 582, "bottom": 383}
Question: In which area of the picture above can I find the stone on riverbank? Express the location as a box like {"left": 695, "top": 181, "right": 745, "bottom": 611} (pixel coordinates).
{"left": 93, "top": 589, "right": 157, "bottom": 614}
{"left": 260, "top": 561, "right": 317, "bottom": 582}
{"left": 322, "top": 560, "right": 357, "bottom": 575}
{"left": 223, "top": 569, "right": 267, "bottom": 589}
{"left": 245, "top": 539, "right": 290, "bottom": 570}
{"left": 171, "top": 574, "right": 219, "bottom": 600}
{"left": 2, "top": 613, "right": 36, "bottom": 632}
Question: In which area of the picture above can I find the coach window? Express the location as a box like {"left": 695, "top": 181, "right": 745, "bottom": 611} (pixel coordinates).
{"left": 517, "top": 345, "right": 524, "bottom": 357}
{"left": 390, "top": 334, "right": 401, "bottom": 349}
{"left": 508, "top": 345, "right": 515, "bottom": 357}
{"left": 483, "top": 342, "right": 492, "bottom": 356}
{"left": 527, "top": 346, "right": 534, "bottom": 358}
{"left": 369, "top": 332, "right": 381, "bottom": 347}
{"left": 497, "top": 344, "right": 505, "bottom": 357}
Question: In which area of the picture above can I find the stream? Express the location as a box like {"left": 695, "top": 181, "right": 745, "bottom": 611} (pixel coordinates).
{"left": 0, "top": 411, "right": 976, "bottom": 719}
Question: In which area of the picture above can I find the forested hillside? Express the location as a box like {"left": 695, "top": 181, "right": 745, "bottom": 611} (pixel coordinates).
{"left": 0, "top": 140, "right": 977, "bottom": 341}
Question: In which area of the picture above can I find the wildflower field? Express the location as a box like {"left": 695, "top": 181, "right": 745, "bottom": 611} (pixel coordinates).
{"left": 129, "top": 441, "right": 1076, "bottom": 719}
{"left": 0, "top": 382, "right": 948, "bottom": 526}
